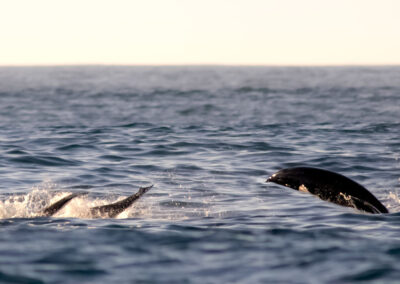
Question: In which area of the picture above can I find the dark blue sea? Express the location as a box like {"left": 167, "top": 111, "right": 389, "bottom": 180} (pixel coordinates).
{"left": 1, "top": 66, "right": 400, "bottom": 283}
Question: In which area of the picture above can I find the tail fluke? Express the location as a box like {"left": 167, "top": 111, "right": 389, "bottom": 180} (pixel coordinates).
{"left": 90, "top": 185, "right": 153, "bottom": 218}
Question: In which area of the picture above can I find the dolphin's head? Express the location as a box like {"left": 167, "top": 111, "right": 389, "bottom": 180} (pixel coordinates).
{"left": 266, "top": 167, "right": 313, "bottom": 192}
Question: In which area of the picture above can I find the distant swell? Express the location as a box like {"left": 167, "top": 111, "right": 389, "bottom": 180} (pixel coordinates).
{"left": 8, "top": 155, "right": 79, "bottom": 167}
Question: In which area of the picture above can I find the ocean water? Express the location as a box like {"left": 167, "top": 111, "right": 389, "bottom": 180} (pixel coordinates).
{"left": 1, "top": 66, "right": 400, "bottom": 283}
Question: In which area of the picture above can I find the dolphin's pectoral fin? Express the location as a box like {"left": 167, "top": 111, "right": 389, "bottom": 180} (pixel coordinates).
{"left": 90, "top": 185, "right": 153, "bottom": 218}
{"left": 343, "top": 195, "right": 382, "bottom": 214}
{"left": 267, "top": 167, "right": 389, "bottom": 214}
{"left": 42, "top": 192, "right": 86, "bottom": 217}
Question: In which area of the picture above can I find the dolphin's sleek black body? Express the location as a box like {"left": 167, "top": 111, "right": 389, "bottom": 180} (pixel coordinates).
{"left": 267, "top": 167, "right": 388, "bottom": 214}
{"left": 41, "top": 185, "right": 152, "bottom": 217}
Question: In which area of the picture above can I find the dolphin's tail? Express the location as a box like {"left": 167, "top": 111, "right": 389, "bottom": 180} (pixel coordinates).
{"left": 41, "top": 185, "right": 153, "bottom": 218}
{"left": 90, "top": 185, "right": 153, "bottom": 218}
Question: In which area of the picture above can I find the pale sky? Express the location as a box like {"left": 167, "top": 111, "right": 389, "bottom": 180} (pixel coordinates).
{"left": 1, "top": 0, "right": 400, "bottom": 66}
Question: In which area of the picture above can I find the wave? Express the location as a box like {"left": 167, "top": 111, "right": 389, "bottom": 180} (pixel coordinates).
{"left": 0, "top": 183, "right": 220, "bottom": 220}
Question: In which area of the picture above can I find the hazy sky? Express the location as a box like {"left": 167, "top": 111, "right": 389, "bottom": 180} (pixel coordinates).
{"left": 1, "top": 0, "right": 400, "bottom": 65}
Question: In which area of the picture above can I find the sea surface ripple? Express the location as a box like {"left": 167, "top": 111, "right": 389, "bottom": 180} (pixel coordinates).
{"left": 1, "top": 66, "right": 400, "bottom": 283}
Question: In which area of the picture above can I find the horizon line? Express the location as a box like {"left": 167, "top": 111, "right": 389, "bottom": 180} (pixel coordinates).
{"left": 1, "top": 63, "right": 400, "bottom": 68}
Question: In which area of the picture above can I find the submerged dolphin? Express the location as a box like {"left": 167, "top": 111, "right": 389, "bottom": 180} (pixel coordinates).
{"left": 41, "top": 185, "right": 153, "bottom": 218}
{"left": 42, "top": 192, "right": 87, "bottom": 217}
{"left": 267, "top": 167, "right": 388, "bottom": 214}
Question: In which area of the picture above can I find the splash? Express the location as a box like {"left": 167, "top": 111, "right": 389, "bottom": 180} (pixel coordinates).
{"left": 0, "top": 189, "right": 67, "bottom": 218}
{"left": 0, "top": 184, "right": 221, "bottom": 220}
{"left": 0, "top": 188, "right": 136, "bottom": 219}
{"left": 385, "top": 191, "right": 400, "bottom": 213}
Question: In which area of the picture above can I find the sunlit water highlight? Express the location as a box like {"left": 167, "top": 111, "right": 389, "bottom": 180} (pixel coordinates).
{"left": 1, "top": 66, "right": 400, "bottom": 283}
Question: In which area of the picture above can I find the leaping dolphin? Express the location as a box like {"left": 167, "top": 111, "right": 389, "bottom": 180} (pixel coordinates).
{"left": 267, "top": 167, "right": 388, "bottom": 214}
{"left": 41, "top": 185, "right": 153, "bottom": 218}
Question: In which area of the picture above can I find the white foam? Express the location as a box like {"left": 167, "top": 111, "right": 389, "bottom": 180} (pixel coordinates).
{"left": 0, "top": 181, "right": 220, "bottom": 220}
{"left": 385, "top": 191, "right": 400, "bottom": 212}
{"left": 0, "top": 186, "right": 126, "bottom": 219}
{"left": 0, "top": 189, "right": 70, "bottom": 218}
